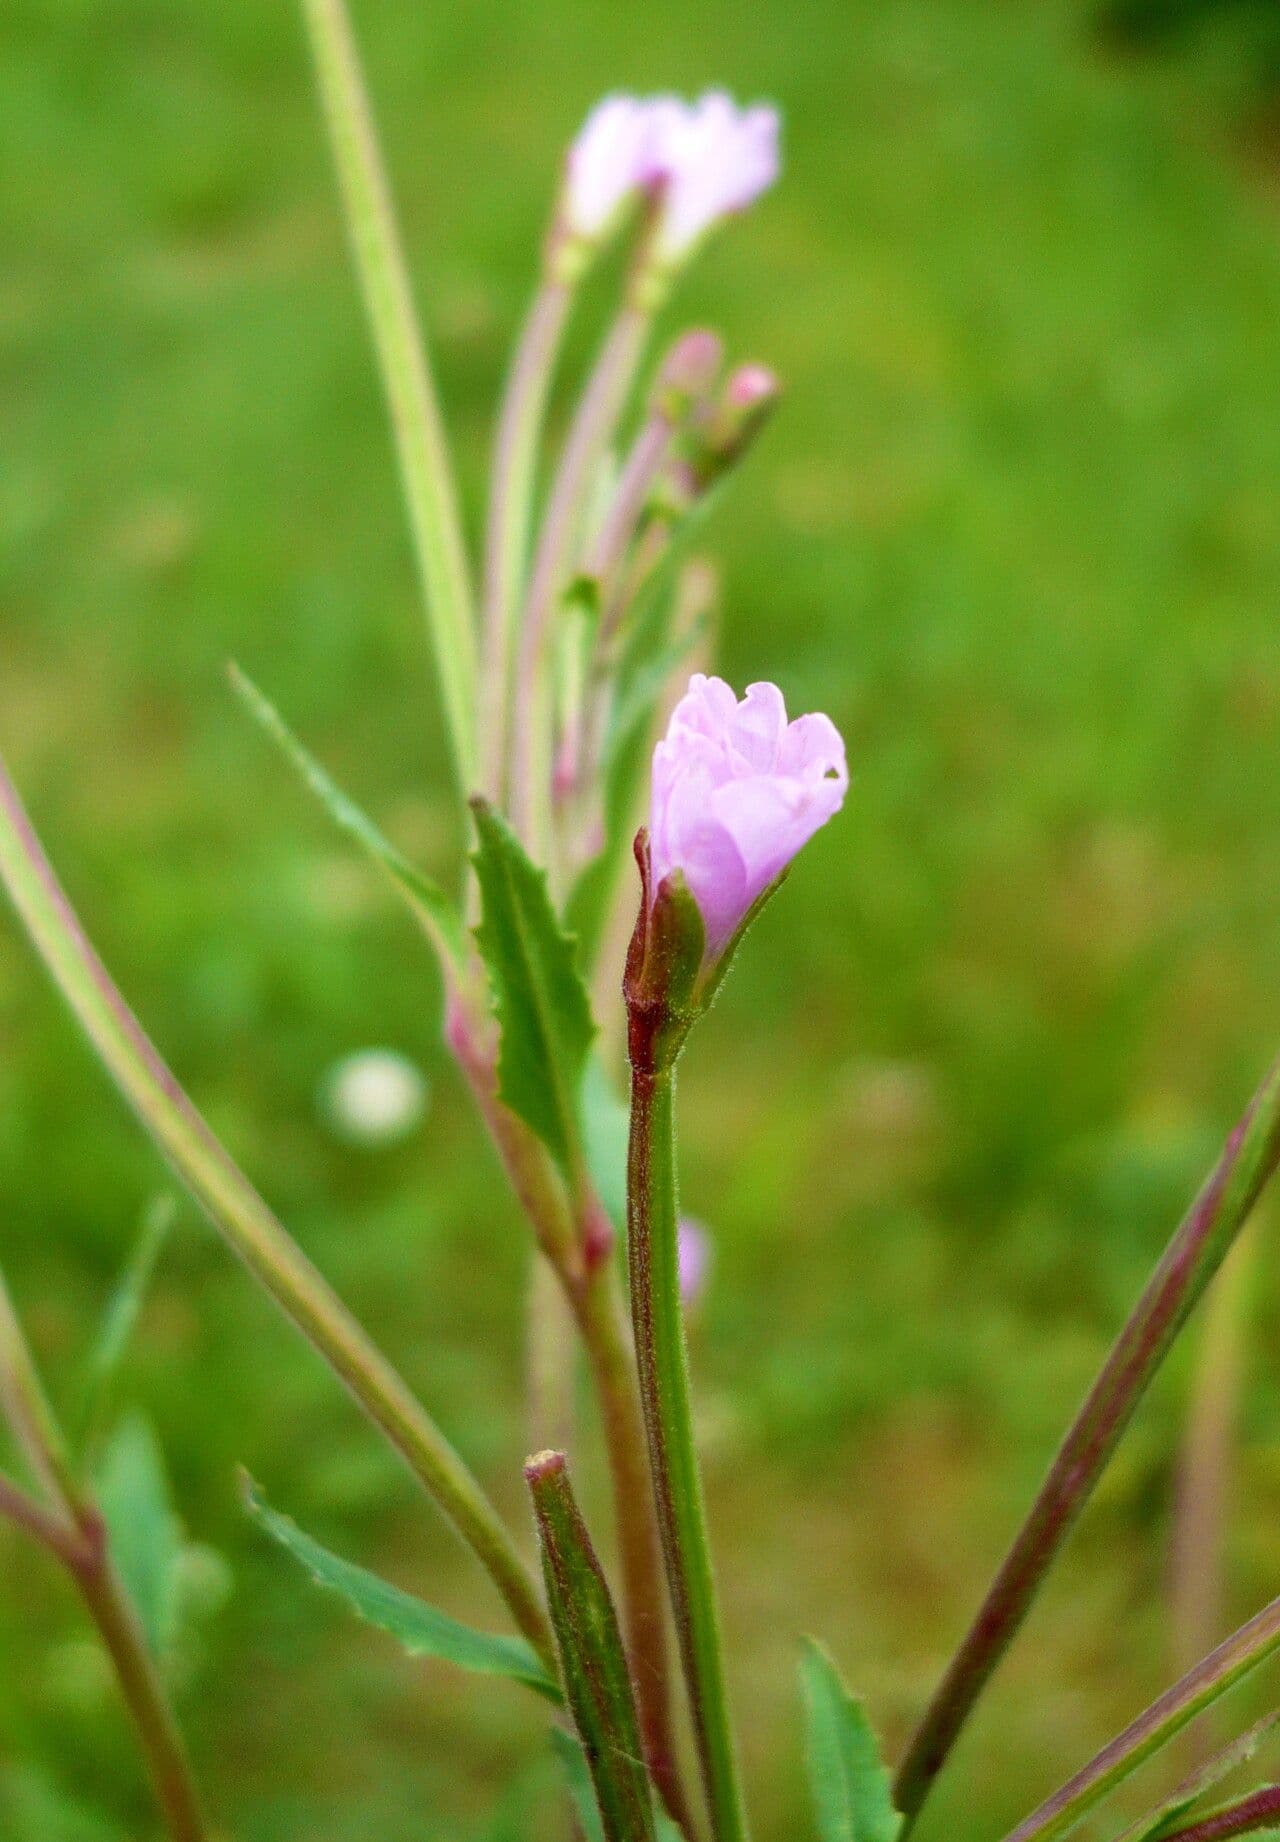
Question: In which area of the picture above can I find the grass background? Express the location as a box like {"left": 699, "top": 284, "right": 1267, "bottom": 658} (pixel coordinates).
{"left": 2, "top": 1, "right": 1280, "bottom": 1836}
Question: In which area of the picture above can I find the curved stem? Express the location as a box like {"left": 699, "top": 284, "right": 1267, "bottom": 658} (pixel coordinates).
{"left": 480, "top": 279, "right": 574, "bottom": 801}
{"left": 75, "top": 1544, "right": 209, "bottom": 1842}
{"left": 0, "top": 755, "right": 551, "bottom": 1665}
{"left": 1000, "top": 1591, "right": 1280, "bottom": 1842}
{"left": 301, "top": 0, "right": 478, "bottom": 789}
{"left": 894, "top": 1058, "right": 1280, "bottom": 1833}
{"left": 0, "top": 1266, "right": 207, "bottom": 1842}
{"left": 628, "top": 1060, "right": 748, "bottom": 1842}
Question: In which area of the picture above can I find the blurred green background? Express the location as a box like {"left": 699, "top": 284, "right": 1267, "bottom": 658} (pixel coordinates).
{"left": 3, "top": 1, "right": 1280, "bottom": 1836}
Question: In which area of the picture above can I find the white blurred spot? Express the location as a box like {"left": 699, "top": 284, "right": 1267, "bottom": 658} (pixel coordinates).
{"left": 322, "top": 1050, "right": 429, "bottom": 1147}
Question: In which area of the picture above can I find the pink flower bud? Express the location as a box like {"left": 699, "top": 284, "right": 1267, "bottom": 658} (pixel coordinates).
{"left": 563, "top": 95, "right": 660, "bottom": 241}
{"left": 647, "top": 92, "right": 780, "bottom": 262}
{"left": 678, "top": 1217, "right": 713, "bottom": 1305}
{"left": 649, "top": 675, "right": 847, "bottom": 959}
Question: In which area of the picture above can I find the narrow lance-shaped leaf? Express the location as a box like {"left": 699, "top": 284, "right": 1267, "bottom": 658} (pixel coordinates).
{"left": 243, "top": 1476, "right": 560, "bottom": 1703}
{"left": 79, "top": 1193, "right": 177, "bottom": 1446}
{"left": 527, "top": 1451, "right": 657, "bottom": 1842}
{"left": 1112, "top": 1711, "right": 1280, "bottom": 1842}
{"left": 95, "top": 1414, "right": 183, "bottom": 1665}
{"left": 229, "top": 665, "right": 466, "bottom": 971}
{"left": 300, "top": 0, "right": 478, "bottom": 789}
{"left": 471, "top": 799, "right": 596, "bottom": 1179}
{"left": 801, "top": 1640, "right": 902, "bottom": 1842}
{"left": 0, "top": 749, "right": 552, "bottom": 1663}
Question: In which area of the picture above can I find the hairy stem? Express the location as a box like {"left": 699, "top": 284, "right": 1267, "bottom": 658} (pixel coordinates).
{"left": 1001, "top": 1591, "right": 1280, "bottom": 1842}
{"left": 628, "top": 1058, "right": 748, "bottom": 1842}
{"left": 481, "top": 279, "right": 574, "bottom": 801}
{"left": 0, "top": 755, "right": 551, "bottom": 1663}
{"left": 895, "top": 1058, "right": 1280, "bottom": 1833}
{"left": 301, "top": 0, "right": 477, "bottom": 788}
{"left": 446, "top": 995, "right": 687, "bottom": 1827}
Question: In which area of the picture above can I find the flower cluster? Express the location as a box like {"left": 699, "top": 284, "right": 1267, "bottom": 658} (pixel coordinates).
{"left": 562, "top": 89, "right": 780, "bottom": 262}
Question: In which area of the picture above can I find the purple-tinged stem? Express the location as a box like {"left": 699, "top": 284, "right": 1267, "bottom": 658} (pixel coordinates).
{"left": 0, "top": 1266, "right": 207, "bottom": 1842}
{"left": 480, "top": 279, "right": 574, "bottom": 802}
{"left": 512, "top": 305, "right": 650, "bottom": 849}
{"left": 1158, "top": 1785, "right": 1280, "bottom": 1842}
{"left": 1000, "top": 1592, "right": 1280, "bottom": 1842}
{"left": 895, "top": 1058, "right": 1280, "bottom": 1833}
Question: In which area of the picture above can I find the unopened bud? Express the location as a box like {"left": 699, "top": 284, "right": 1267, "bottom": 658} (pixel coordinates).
{"left": 698, "top": 363, "right": 781, "bottom": 483}
{"left": 651, "top": 329, "right": 724, "bottom": 425}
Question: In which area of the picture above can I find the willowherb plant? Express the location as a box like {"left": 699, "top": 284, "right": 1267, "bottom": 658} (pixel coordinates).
{"left": 1, "top": 5, "right": 1280, "bottom": 1840}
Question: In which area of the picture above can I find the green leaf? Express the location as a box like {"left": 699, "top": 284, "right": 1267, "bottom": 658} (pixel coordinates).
{"left": 243, "top": 1475, "right": 560, "bottom": 1703}
{"left": 79, "top": 1194, "right": 176, "bottom": 1445}
{"left": 470, "top": 799, "right": 596, "bottom": 1177}
{"left": 800, "top": 1640, "right": 902, "bottom": 1842}
{"left": 580, "top": 1058, "right": 630, "bottom": 1229}
{"left": 1112, "top": 1712, "right": 1280, "bottom": 1841}
{"left": 230, "top": 665, "right": 466, "bottom": 970}
{"left": 95, "top": 1414, "right": 183, "bottom": 1664}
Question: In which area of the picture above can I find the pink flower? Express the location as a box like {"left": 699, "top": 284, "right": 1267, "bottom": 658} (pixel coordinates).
{"left": 649, "top": 675, "right": 847, "bottom": 960}
{"left": 563, "top": 95, "right": 659, "bottom": 241}
{"left": 647, "top": 92, "right": 780, "bottom": 262}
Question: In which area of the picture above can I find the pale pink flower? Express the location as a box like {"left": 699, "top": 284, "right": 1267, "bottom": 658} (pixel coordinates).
{"left": 647, "top": 92, "right": 780, "bottom": 262}
{"left": 563, "top": 95, "right": 659, "bottom": 241}
{"left": 649, "top": 675, "right": 847, "bottom": 959}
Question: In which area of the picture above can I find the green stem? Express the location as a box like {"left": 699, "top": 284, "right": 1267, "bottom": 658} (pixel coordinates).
{"left": 0, "top": 753, "right": 552, "bottom": 1666}
{"left": 301, "top": 0, "right": 478, "bottom": 789}
{"left": 1001, "top": 1590, "right": 1280, "bottom": 1842}
{"left": 480, "top": 278, "right": 575, "bottom": 801}
{"left": 628, "top": 1060, "right": 748, "bottom": 1842}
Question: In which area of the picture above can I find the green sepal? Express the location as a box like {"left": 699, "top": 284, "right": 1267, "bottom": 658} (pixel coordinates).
{"left": 800, "top": 1639, "right": 902, "bottom": 1842}
{"left": 697, "top": 867, "right": 790, "bottom": 1011}
{"left": 470, "top": 798, "right": 596, "bottom": 1179}
{"left": 243, "top": 1475, "right": 561, "bottom": 1703}
{"left": 527, "top": 1451, "right": 656, "bottom": 1842}
{"left": 230, "top": 664, "right": 467, "bottom": 972}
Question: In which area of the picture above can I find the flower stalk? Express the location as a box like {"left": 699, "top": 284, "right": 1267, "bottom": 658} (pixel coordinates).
{"left": 1157, "top": 1786, "right": 1280, "bottom": 1842}
{"left": 895, "top": 1056, "right": 1280, "bottom": 1833}
{"left": 624, "top": 861, "right": 748, "bottom": 1842}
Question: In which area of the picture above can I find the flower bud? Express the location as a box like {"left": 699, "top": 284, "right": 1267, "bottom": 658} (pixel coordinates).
{"left": 650, "top": 328, "right": 724, "bottom": 426}
{"left": 695, "top": 363, "right": 781, "bottom": 486}
{"left": 648, "top": 674, "right": 847, "bottom": 965}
